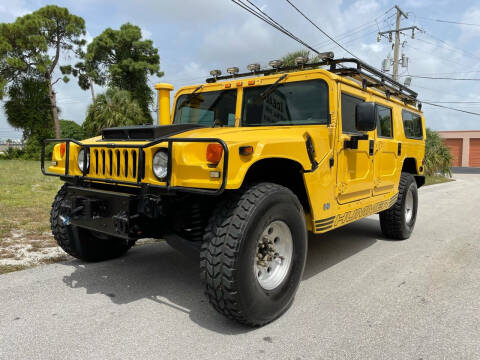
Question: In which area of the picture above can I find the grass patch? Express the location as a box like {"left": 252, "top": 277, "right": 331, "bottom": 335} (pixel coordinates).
{"left": 0, "top": 264, "right": 29, "bottom": 275}
{"left": 0, "top": 160, "right": 61, "bottom": 239}
{"left": 425, "top": 175, "right": 454, "bottom": 186}
{"left": 0, "top": 160, "right": 63, "bottom": 274}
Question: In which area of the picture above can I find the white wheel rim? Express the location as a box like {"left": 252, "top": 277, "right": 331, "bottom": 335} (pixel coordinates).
{"left": 405, "top": 188, "right": 414, "bottom": 224}
{"left": 254, "top": 220, "right": 293, "bottom": 291}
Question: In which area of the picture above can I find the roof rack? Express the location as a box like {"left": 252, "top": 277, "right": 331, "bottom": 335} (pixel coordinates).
{"left": 205, "top": 57, "right": 419, "bottom": 107}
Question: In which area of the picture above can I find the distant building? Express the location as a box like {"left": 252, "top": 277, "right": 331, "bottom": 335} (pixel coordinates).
{"left": 438, "top": 130, "right": 480, "bottom": 167}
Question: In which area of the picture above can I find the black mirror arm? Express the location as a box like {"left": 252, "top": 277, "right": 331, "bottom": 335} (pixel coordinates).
{"left": 343, "top": 134, "right": 369, "bottom": 150}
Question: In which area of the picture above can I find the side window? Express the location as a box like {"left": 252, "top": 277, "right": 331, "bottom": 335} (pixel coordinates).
{"left": 376, "top": 105, "right": 393, "bottom": 138}
{"left": 402, "top": 110, "right": 423, "bottom": 139}
{"left": 341, "top": 93, "right": 364, "bottom": 133}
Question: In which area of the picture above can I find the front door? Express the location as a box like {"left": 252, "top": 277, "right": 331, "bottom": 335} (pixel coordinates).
{"left": 336, "top": 85, "right": 375, "bottom": 204}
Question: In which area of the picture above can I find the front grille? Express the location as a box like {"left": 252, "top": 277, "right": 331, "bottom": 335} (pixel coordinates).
{"left": 88, "top": 148, "right": 143, "bottom": 182}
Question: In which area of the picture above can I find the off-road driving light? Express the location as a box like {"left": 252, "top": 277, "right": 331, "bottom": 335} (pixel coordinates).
{"left": 210, "top": 69, "right": 221, "bottom": 78}
{"left": 206, "top": 144, "right": 223, "bottom": 164}
{"left": 152, "top": 150, "right": 168, "bottom": 180}
{"left": 77, "top": 149, "right": 90, "bottom": 172}
{"left": 247, "top": 63, "right": 261, "bottom": 72}
{"left": 227, "top": 67, "right": 239, "bottom": 75}
{"left": 269, "top": 60, "right": 282, "bottom": 69}
{"left": 295, "top": 56, "right": 308, "bottom": 66}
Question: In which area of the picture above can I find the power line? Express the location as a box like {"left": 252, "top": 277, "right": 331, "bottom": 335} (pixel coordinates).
{"left": 231, "top": 0, "right": 323, "bottom": 56}
{"left": 420, "top": 101, "right": 480, "bottom": 116}
{"left": 407, "top": 75, "right": 480, "bottom": 81}
{"left": 283, "top": 0, "right": 361, "bottom": 60}
{"left": 399, "top": 70, "right": 480, "bottom": 77}
{"left": 416, "top": 16, "right": 480, "bottom": 28}
{"left": 312, "top": 12, "right": 395, "bottom": 50}
{"left": 423, "top": 31, "right": 480, "bottom": 62}
{"left": 421, "top": 101, "right": 480, "bottom": 104}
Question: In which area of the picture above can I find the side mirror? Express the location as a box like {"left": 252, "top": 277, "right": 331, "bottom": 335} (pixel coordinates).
{"left": 355, "top": 102, "right": 377, "bottom": 132}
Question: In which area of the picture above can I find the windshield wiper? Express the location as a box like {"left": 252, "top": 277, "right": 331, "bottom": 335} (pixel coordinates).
{"left": 258, "top": 73, "right": 288, "bottom": 100}
{"left": 180, "top": 85, "right": 204, "bottom": 106}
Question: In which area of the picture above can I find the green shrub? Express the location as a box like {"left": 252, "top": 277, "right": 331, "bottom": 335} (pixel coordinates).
{"left": 60, "top": 119, "right": 84, "bottom": 140}
{"left": 424, "top": 128, "right": 452, "bottom": 177}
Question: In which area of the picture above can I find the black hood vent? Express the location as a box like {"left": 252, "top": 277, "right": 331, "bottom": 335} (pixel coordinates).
{"left": 101, "top": 124, "right": 206, "bottom": 141}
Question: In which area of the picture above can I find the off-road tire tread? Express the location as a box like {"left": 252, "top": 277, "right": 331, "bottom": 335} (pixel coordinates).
{"left": 200, "top": 183, "right": 297, "bottom": 326}
{"left": 379, "top": 172, "right": 416, "bottom": 240}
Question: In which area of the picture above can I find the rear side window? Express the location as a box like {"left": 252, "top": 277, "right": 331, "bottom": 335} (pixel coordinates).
{"left": 402, "top": 110, "right": 423, "bottom": 139}
{"left": 377, "top": 105, "right": 393, "bottom": 138}
{"left": 341, "top": 93, "right": 364, "bottom": 134}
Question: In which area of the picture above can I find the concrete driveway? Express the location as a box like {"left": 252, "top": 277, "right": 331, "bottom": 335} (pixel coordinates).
{"left": 1, "top": 174, "right": 479, "bottom": 360}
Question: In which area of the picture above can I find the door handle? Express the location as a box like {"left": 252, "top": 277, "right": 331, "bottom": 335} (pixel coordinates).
{"left": 369, "top": 140, "right": 374, "bottom": 156}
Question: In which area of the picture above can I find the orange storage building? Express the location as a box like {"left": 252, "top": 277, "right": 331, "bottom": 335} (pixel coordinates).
{"left": 438, "top": 130, "right": 480, "bottom": 167}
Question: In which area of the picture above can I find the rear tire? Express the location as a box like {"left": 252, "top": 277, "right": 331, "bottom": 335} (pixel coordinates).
{"left": 200, "top": 183, "right": 307, "bottom": 326}
{"left": 50, "top": 184, "right": 134, "bottom": 262}
{"left": 379, "top": 172, "right": 418, "bottom": 240}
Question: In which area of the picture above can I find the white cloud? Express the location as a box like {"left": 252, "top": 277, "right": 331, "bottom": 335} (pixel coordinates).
{"left": 2, "top": 0, "right": 480, "bottom": 139}
{"left": 0, "top": 0, "right": 30, "bottom": 21}
{"left": 140, "top": 26, "right": 152, "bottom": 40}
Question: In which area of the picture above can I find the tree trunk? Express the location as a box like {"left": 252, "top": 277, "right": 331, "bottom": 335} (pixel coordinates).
{"left": 89, "top": 77, "right": 95, "bottom": 102}
{"left": 47, "top": 78, "right": 61, "bottom": 138}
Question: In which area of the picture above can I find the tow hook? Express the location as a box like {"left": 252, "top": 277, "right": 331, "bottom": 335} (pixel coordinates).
{"left": 59, "top": 205, "right": 84, "bottom": 226}
{"left": 59, "top": 215, "right": 71, "bottom": 226}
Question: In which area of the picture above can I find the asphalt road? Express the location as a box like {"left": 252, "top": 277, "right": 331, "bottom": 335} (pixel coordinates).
{"left": 1, "top": 174, "right": 480, "bottom": 360}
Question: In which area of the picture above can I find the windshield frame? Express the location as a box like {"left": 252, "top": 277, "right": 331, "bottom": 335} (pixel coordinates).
{"left": 172, "top": 89, "right": 238, "bottom": 127}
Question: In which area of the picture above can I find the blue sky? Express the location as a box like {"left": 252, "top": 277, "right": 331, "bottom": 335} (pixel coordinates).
{"left": 1, "top": 0, "right": 480, "bottom": 140}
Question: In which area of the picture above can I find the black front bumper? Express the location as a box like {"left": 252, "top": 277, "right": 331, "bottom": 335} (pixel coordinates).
{"left": 60, "top": 186, "right": 163, "bottom": 240}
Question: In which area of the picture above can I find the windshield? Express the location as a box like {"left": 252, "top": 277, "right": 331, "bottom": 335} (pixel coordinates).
{"left": 173, "top": 90, "right": 237, "bottom": 127}
{"left": 241, "top": 79, "right": 329, "bottom": 126}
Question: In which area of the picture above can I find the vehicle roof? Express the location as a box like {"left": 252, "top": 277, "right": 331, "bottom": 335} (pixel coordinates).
{"left": 173, "top": 66, "right": 423, "bottom": 115}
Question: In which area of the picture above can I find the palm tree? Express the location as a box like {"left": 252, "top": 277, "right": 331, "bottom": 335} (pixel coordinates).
{"left": 424, "top": 128, "right": 452, "bottom": 177}
{"left": 280, "top": 50, "right": 322, "bottom": 67}
{"left": 83, "top": 88, "right": 149, "bottom": 137}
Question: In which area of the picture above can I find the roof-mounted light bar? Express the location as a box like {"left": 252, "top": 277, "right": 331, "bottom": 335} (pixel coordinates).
{"left": 247, "top": 63, "right": 261, "bottom": 73}
{"left": 268, "top": 60, "right": 282, "bottom": 69}
{"left": 210, "top": 69, "right": 222, "bottom": 79}
{"left": 227, "top": 67, "right": 239, "bottom": 76}
{"left": 205, "top": 55, "right": 419, "bottom": 107}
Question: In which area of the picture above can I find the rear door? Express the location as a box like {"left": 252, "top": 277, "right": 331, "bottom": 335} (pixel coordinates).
{"left": 373, "top": 100, "right": 398, "bottom": 195}
{"left": 336, "top": 84, "right": 375, "bottom": 204}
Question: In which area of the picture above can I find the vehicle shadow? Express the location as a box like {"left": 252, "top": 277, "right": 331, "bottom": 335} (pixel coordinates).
{"left": 61, "top": 217, "right": 384, "bottom": 334}
{"left": 304, "top": 217, "right": 382, "bottom": 279}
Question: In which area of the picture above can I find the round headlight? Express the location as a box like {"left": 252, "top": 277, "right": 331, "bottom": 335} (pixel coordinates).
{"left": 77, "top": 149, "right": 90, "bottom": 172}
{"left": 153, "top": 150, "right": 168, "bottom": 180}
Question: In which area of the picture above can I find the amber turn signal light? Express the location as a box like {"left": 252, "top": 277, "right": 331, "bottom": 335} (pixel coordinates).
{"left": 59, "top": 142, "right": 66, "bottom": 158}
{"left": 206, "top": 144, "right": 223, "bottom": 164}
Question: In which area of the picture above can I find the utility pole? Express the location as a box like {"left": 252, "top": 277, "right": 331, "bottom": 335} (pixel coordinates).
{"left": 378, "top": 5, "right": 419, "bottom": 82}
{"left": 392, "top": 6, "right": 406, "bottom": 81}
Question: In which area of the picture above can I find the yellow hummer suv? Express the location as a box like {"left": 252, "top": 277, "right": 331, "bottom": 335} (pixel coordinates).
{"left": 42, "top": 55, "right": 425, "bottom": 326}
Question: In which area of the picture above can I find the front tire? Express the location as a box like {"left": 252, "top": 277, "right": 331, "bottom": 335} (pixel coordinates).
{"left": 50, "top": 184, "right": 134, "bottom": 262}
{"left": 200, "top": 183, "right": 307, "bottom": 326}
{"left": 379, "top": 172, "right": 418, "bottom": 240}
